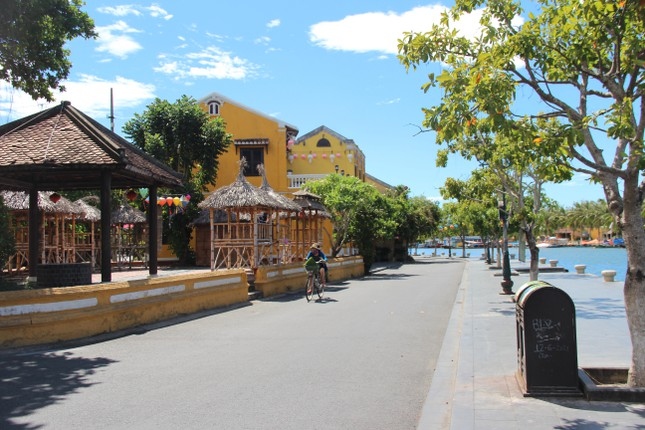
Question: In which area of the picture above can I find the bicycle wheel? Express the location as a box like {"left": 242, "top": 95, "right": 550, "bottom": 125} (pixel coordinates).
{"left": 305, "top": 274, "right": 314, "bottom": 301}
{"left": 316, "top": 274, "right": 324, "bottom": 299}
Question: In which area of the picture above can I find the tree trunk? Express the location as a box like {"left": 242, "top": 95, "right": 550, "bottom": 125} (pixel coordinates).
{"left": 523, "top": 226, "right": 540, "bottom": 281}
{"left": 618, "top": 189, "right": 645, "bottom": 387}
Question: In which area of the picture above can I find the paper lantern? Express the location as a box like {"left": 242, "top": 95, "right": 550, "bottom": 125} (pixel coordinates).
{"left": 173, "top": 197, "right": 181, "bottom": 206}
{"left": 300, "top": 154, "right": 306, "bottom": 159}
{"left": 126, "top": 189, "right": 138, "bottom": 201}
{"left": 185, "top": 194, "right": 191, "bottom": 201}
{"left": 166, "top": 196, "right": 173, "bottom": 206}
{"left": 158, "top": 197, "right": 166, "bottom": 206}
{"left": 49, "top": 192, "right": 61, "bottom": 203}
{"left": 322, "top": 153, "right": 327, "bottom": 159}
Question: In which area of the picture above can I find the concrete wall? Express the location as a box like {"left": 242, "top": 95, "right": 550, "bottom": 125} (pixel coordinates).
{"left": 0, "top": 269, "right": 248, "bottom": 349}
{"left": 254, "top": 256, "right": 364, "bottom": 297}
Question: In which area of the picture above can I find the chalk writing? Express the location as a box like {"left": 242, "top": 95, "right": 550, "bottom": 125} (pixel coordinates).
{"left": 531, "top": 318, "right": 567, "bottom": 359}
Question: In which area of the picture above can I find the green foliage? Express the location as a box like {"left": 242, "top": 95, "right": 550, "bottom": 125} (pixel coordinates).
{"left": 123, "top": 96, "right": 232, "bottom": 265}
{"left": 304, "top": 176, "right": 439, "bottom": 269}
{"left": 0, "top": 0, "right": 96, "bottom": 101}
{"left": 0, "top": 196, "right": 16, "bottom": 265}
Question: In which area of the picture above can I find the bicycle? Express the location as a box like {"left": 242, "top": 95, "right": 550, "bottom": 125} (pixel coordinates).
{"left": 304, "top": 257, "right": 325, "bottom": 301}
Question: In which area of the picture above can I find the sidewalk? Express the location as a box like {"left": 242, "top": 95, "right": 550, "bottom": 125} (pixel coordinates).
{"left": 418, "top": 256, "right": 645, "bottom": 430}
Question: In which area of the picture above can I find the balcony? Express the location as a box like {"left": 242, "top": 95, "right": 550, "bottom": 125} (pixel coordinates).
{"left": 287, "top": 173, "right": 328, "bottom": 189}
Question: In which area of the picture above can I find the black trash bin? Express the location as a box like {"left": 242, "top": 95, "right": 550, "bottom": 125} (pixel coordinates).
{"left": 515, "top": 281, "right": 581, "bottom": 397}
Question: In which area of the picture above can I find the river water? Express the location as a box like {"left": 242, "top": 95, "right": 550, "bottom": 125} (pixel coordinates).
{"left": 411, "top": 246, "right": 627, "bottom": 281}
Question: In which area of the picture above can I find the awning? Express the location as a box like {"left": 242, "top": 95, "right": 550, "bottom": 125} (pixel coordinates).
{"left": 234, "top": 138, "right": 269, "bottom": 146}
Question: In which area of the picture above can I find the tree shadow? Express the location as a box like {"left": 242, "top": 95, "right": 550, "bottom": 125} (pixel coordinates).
{"left": 0, "top": 352, "right": 117, "bottom": 429}
{"left": 574, "top": 297, "right": 626, "bottom": 320}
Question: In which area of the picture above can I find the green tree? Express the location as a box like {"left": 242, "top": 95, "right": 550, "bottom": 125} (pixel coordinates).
{"left": 440, "top": 172, "right": 502, "bottom": 261}
{"left": 398, "top": 0, "right": 645, "bottom": 386}
{"left": 303, "top": 174, "right": 395, "bottom": 273}
{"left": 386, "top": 186, "right": 441, "bottom": 261}
{"left": 0, "top": 0, "right": 96, "bottom": 101}
{"left": 123, "top": 96, "right": 232, "bottom": 265}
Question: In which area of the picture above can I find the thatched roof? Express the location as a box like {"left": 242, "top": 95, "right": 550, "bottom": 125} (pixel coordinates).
{"left": 292, "top": 189, "right": 327, "bottom": 213}
{"left": 111, "top": 204, "right": 146, "bottom": 224}
{"left": 0, "top": 101, "right": 184, "bottom": 191}
{"left": 191, "top": 209, "right": 235, "bottom": 225}
{"left": 0, "top": 190, "right": 79, "bottom": 214}
{"left": 199, "top": 159, "right": 292, "bottom": 211}
{"left": 74, "top": 197, "right": 101, "bottom": 222}
{"left": 258, "top": 164, "right": 301, "bottom": 212}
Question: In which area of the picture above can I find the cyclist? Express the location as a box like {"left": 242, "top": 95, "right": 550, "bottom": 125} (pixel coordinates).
{"left": 305, "top": 243, "right": 328, "bottom": 288}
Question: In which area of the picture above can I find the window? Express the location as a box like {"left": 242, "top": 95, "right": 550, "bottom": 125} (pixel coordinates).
{"left": 208, "top": 101, "right": 220, "bottom": 115}
{"left": 317, "top": 137, "right": 331, "bottom": 147}
{"left": 240, "top": 148, "right": 264, "bottom": 176}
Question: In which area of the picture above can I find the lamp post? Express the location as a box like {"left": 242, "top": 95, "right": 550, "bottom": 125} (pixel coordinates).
{"left": 498, "top": 193, "right": 514, "bottom": 295}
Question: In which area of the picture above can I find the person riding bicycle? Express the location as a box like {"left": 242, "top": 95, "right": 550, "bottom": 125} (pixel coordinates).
{"left": 305, "top": 242, "right": 328, "bottom": 288}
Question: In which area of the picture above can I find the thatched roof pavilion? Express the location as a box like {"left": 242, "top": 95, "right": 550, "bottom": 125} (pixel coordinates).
{"left": 0, "top": 102, "right": 184, "bottom": 282}
{"left": 198, "top": 160, "right": 298, "bottom": 270}
{"left": 1, "top": 190, "right": 84, "bottom": 267}
{"left": 73, "top": 197, "right": 101, "bottom": 222}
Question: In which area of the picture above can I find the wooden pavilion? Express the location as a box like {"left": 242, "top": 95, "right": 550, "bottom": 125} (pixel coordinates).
{"left": 290, "top": 190, "right": 329, "bottom": 259}
{"left": 1, "top": 190, "right": 82, "bottom": 273}
{"left": 110, "top": 203, "right": 148, "bottom": 269}
{"left": 0, "top": 101, "right": 183, "bottom": 283}
{"left": 258, "top": 164, "right": 302, "bottom": 264}
{"left": 197, "top": 160, "right": 297, "bottom": 271}
{"left": 72, "top": 196, "right": 101, "bottom": 269}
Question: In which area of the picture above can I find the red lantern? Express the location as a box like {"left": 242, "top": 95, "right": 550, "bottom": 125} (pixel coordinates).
{"left": 158, "top": 197, "right": 166, "bottom": 206}
{"left": 49, "top": 192, "right": 61, "bottom": 203}
{"left": 166, "top": 196, "right": 174, "bottom": 206}
{"left": 126, "top": 189, "right": 137, "bottom": 201}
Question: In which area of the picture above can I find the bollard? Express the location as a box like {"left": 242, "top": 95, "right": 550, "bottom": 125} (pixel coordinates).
{"left": 549, "top": 260, "right": 558, "bottom": 268}
{"left": 539, "top": 257, "right": 546, "bottom": 264}
{"left": 601, "top": 270, "right": 616, "bottom": 282}
{"left": 574, "top": 264, "right": 586, "bottom": 274}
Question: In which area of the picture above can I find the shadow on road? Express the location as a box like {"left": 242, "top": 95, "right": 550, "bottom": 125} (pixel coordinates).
{"left": 0, "top": 352, "right": 117, "bottom": 429}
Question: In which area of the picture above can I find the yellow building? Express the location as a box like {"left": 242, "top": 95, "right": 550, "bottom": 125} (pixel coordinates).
{"left": 199, "top": 92, "right": 299, "bottom": 192}
{"left": 160, "top": 94, "right": 393, "bottom": 262}
{"left": 288, "top": 125, "right": 366, "bottom": 188}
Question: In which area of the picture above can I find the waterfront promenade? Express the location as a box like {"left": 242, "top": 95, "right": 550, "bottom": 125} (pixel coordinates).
{"left": 418, "top": 255, "right": 644, "bottom": 429}
{"left": 2, "top": 257, "right": 644, "bottom": 429}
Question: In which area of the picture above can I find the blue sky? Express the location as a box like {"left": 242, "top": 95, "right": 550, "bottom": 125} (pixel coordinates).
{"left": 0, "top": 1, "right": 605, "bottom": 207}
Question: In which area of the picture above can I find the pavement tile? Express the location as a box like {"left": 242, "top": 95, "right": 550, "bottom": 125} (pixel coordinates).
{"left": 418, "top": 256, "right": 644, "bottom": 430}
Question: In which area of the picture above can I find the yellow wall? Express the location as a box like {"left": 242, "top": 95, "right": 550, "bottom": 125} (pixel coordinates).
{"left": 199, "top": 92, "right": 297, "bottom": 193}
{"left": 291, "top": 125, "right": 366, "bottom": 179}
{"left": 0, "top": 269, "right": 248, "bottom": 349}
{"left": 254, "top": 256, "right": 363, "bottom": 297}
{"left": 0, "top": 257, "right": 365, "bottom": 349}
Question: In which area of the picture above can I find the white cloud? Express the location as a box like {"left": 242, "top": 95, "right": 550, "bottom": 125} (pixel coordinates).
{"left": 148, "top": 5, "right": 173, "bottom": 20}
{"left": 154, "top": 47, "right": 259, "bottom": 80}
{"left": 98, "top": 4, "right": 173, "bottom": 20}
{"left": 97, "top": 5, "right": 142, "bottom": 17}
{"left": 267, "top": 19, "right": 281, "bottom": 28}
{"left": 0, "top": 76, "right": 155, "bottom": 122}
{"left": 308, "top": 5, "right": 497, "bottom": 55}
{"left": 95, "top": 21, "right": 143, "bottom": 58}
{"left": 255, "top": 36, "right": 271, "bottom": 45}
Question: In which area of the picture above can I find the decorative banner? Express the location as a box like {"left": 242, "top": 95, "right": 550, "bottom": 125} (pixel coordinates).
{"left": 139, "top": 188, "right": 148, "bottom": 198}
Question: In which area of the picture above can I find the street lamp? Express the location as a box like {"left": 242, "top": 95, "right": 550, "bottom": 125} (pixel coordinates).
{"left": 498, "top": 193, "right": 514, "bottom": 295}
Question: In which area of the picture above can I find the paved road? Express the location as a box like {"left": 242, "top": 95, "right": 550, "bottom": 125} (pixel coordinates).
{"left": 1, "top": 259, "right": 465, "bottom": 430}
